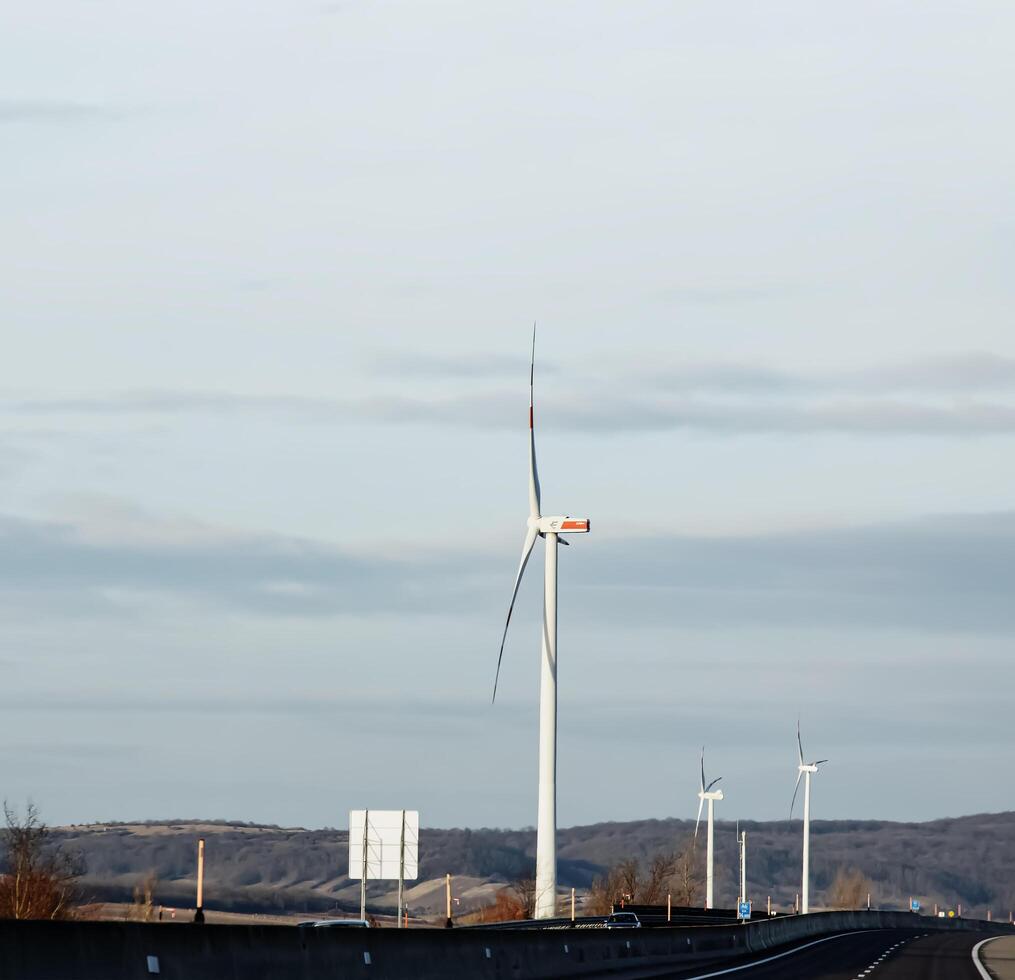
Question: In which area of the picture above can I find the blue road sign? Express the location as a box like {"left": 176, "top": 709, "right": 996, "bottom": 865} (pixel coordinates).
{"left": 911, "top": 899, "right": 921, "bottom": 912}
{"left": 739, "top": 901, "right": 752, "bottom": 920}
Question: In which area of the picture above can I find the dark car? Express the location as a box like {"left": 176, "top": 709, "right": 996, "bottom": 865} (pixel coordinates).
{"left": 604, "top": 912, "right": 641, "bottom": 929}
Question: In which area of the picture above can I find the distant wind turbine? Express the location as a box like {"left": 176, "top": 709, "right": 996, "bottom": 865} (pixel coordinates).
{"left": 694, "top": 747, "right": 724, "bottom": 910}
{"left": 790, "top": 720, "right": 827, "bottom": 915}
{"left": 493, "top": 327, "right": 590, "bottom": 920}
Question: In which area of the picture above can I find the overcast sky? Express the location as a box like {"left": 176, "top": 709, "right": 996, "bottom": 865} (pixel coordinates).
{"left": 2, "top": 1, "right": 1015, "bottom": 833}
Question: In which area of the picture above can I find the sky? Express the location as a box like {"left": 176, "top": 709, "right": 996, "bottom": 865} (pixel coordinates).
{"left": 2, "top": 1, "right": 1015, "bottom": 832}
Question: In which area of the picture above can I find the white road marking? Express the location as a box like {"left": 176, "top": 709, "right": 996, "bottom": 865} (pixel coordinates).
{"left": 666, "top": 932, "right": 881, "bottom": 980}
{"left": 972, "top": 935, "right": 1003, "bottom": 980}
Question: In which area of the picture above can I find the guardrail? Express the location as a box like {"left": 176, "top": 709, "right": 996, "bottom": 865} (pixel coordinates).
{"left": 2, "top": 910, "right": 1012, "bottom": 980}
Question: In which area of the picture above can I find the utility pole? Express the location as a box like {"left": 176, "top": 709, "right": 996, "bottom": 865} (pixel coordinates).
{"left": 193, "top": 838, "right": 205, "bottom": 924}
{"left": 738, "top": 830, "right": 747, "bottom": 912}
{"left": 360, "top": 810, "right": 369, "bottom": 921}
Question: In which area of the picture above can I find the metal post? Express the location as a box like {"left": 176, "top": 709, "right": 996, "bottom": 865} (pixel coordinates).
{"left": 194, "top": 838, "right": 205, "bottom": 923}
{"left": 740, "top": 832, "right": 747, "bottom": 910}
{"left": 988, "top": 909, "right": 992, "bottom": 922}
{"left": 767, "top": 895, "right": 771, "bottom": 917}
{"left": 445, "top": 873, "right": 453, "bottom": 928}
{"left": 360, "top": 810, "right": 369, "bottom": 921}
{"left": 867, "top": 892, "right": 871, "bottom": 911}
{"left": 397, "top": 810, "right": 406, "bottom": 929}
{"left": 667, "top": 893, "right": 671, "bottom": 923}
{"left": 570, "top": 888, "right": 575, "bottom": 922}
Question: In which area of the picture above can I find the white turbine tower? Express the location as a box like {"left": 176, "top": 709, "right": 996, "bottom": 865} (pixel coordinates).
{"left": 694, "top": 747, "right": 723, "bottom": 910}
{"left": 493, "top": 328, "right": 590, "bottom": 920}
{"left": 790, "top": 720, "right": 827, "bottom": 915}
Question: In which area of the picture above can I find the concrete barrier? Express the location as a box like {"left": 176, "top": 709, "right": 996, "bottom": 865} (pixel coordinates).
{"left": 2, "top": 912, "right": 1012, "bottom": 980}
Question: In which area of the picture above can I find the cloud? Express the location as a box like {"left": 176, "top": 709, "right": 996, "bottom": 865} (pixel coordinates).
{"left": 9, "top": 353, "right": 1015, "bottom": 436}
{"left": 369, "top": 351, "right": 557, "bottom": 379}
{"left": 0, "top": 100, "right": 114, "bottom": 124}
{"left": 9, "top": 387, "right": 1015, "bottom": 436}
{"left": 0, "top": 510, "right": 484, "bottom": 619}
{"left": 2, "top": 506, "right": 1015, "bottom": 632}
{"left": 647, "top": 353, "right": 1015, "bottom": 396}
{"left": 579, "top": 512, "right": 1015, "bottom": 632}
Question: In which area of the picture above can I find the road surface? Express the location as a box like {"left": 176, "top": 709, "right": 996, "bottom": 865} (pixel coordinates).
{"left": 641, "top": 928, "right": 997, "bottom": 979}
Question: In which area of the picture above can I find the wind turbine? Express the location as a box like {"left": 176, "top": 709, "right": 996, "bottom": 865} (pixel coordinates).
{"left": 694, "top": 747, "right": 723, "bottom": 910}
{"left": 493, "top": 327, "right": 590, "bottom": 920}
{"left": 790, "top": 720, "right": 827, "bottom": 915}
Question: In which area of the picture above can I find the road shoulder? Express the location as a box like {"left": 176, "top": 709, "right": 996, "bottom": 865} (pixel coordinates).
{"left": 979, "top": 935, "right": 1015, "bottom": 980}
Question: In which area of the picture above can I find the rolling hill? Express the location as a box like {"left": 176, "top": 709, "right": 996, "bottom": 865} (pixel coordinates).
{"left": 49, "top": 811, "right": 1015, "bottom": 919}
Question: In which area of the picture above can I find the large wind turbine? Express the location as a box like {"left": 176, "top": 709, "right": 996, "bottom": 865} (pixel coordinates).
{"left": 694, "top": 747, "right": 723, "bottom": 910}
{"left": 493, "top": 328, "right": 590, "bottom": 920}
{"left": 790, "top": 721, "right": 827, "bottom": 915}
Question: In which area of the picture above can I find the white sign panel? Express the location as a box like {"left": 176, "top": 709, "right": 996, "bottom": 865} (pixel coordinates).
{"left": 349, "top": 810, "right": 419, "bottom": 881}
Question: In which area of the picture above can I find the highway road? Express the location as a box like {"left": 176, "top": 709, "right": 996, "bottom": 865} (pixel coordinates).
{"left": 640, "top": 928, "right": 997, "bottom": 980}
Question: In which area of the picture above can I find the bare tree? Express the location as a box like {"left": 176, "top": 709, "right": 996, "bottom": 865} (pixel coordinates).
{"left": 585, "top": 867, "right": 621, "bottom": 916}
{"left": 827, "top": 867, "right": 872, "bottom": 910}
{"left": 471, "top": 888, "right": 527, "bottom": 923}
{"left": 670, "top": 837, "right": 703, "bottom": 907}
{"left": 511, "top": 875, "right": 537, "bottom": 919}
{"left": 129, "top": 872, "right": 159, "bottom": 921}
{"left": 0, "top": 802, "right": 84, "bottom": 919}
{"left": 585, "top": 841, "right": 698, "bottom": 915}
{"left": 641, "top": 851, "right": 679, "bottom": 906}
{"left": 615, "top": 858, "right": 640, "bottom": 905}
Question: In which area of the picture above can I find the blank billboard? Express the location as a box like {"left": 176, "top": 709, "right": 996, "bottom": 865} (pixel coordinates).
{"left": 348, "top": 809, "right": 419, "bottom": 881}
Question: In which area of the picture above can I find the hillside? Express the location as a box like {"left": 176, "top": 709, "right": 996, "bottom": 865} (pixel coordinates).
{"left": 49, "top": 812, "right": 1015, "bottom": 919}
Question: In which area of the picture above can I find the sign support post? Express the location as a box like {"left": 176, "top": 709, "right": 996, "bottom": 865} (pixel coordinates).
{"left": 360, "top": 810, "right": 369, "bottom": 920}
{"left": 397, "top": 809, "right": 406, "bottom": 929}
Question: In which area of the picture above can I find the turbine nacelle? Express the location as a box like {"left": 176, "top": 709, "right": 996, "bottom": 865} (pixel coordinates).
{"left": 698, "top": 789, "right": 724, "bottom": 802}
{"left": 528, "top": 515, "right": 591, "bottom": 535}
{"left": 798, "top": 763, "right": 819, "bottom": 774}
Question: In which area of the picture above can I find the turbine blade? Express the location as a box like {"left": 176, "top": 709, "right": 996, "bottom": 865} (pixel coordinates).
{"left": 797, "top": 718, "right": 804, "bottom": 767}
{"left": 790, "top": 770, "right": 803, "bottom": 819}
{"left": 694, "top": 795, "right": 705, "bottom": 838}
{"left": 815, "top": 759, "right": 828, "bottom": 766}
{"left": 528, "top": 324, "right": 541, "bottom": 519}
{"left": 492, "top": 525, "right": 539, "bottom": 703}
{"left": 706, "top": 777, "right": 722, "bottom": 793}
{"left": 700, "top": 746, "right": 706, "bottom": 793}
